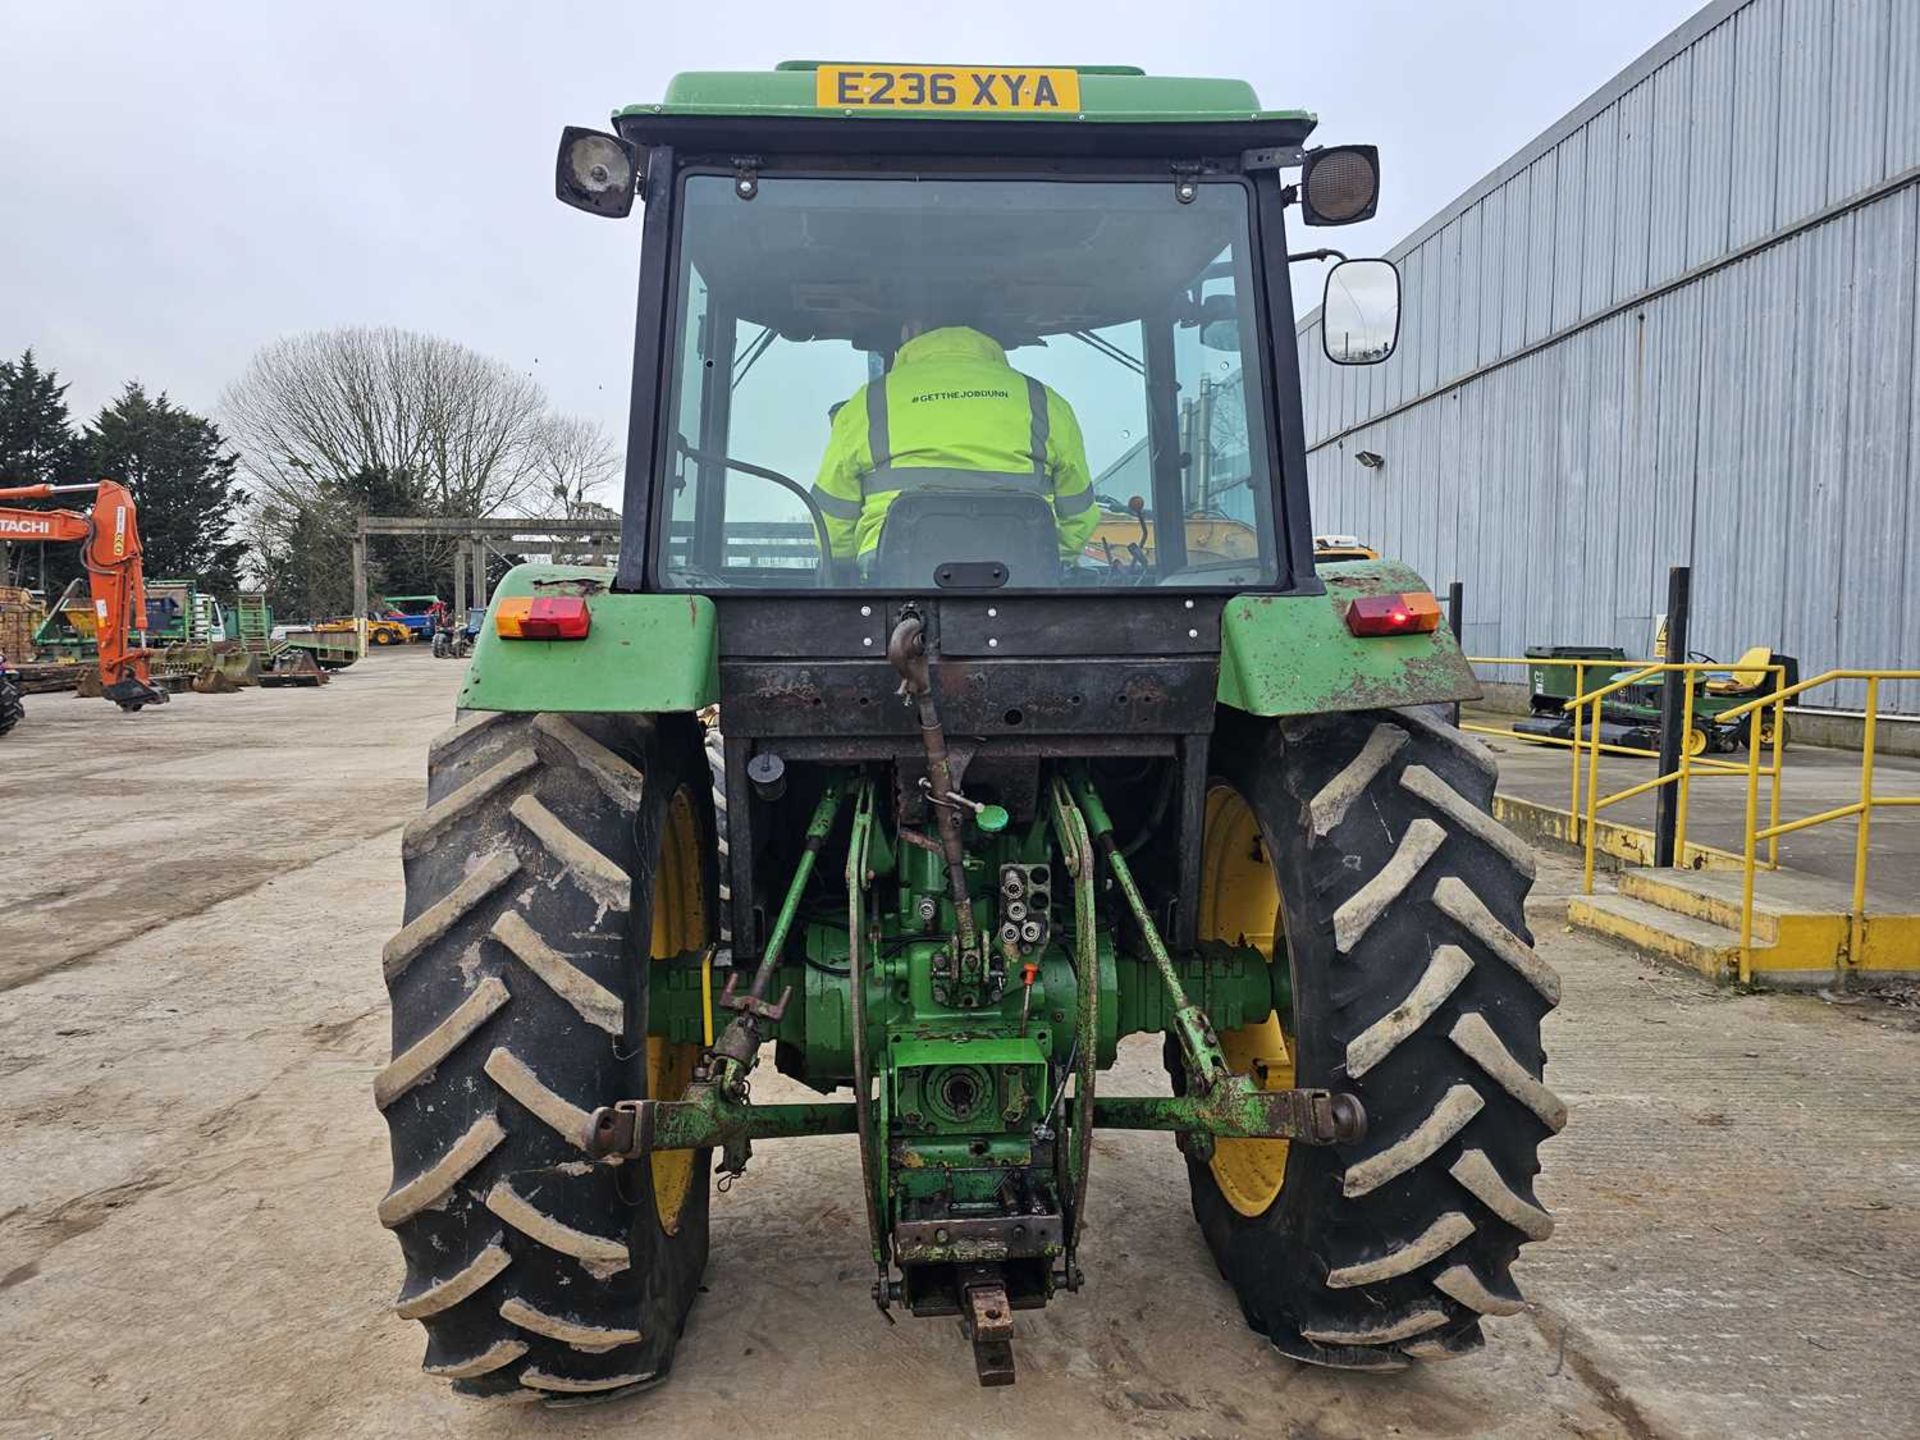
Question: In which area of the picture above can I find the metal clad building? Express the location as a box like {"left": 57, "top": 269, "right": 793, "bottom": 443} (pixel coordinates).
{"left": 1298, "top": 0, "right": 1920, "bottom": 713}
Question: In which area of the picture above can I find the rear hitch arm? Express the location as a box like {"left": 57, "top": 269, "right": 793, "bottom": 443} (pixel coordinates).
{"left": 1068, "top": 769, "right": 1229, "bottom": 1088}
{"left": 1066, "top": 769, "right": 1365, "bottom": 1156}
{"left": 1093, "top": 1084, "right": 1365, "bottom": 1154}
{"left": 583, "top": 1091, "right": 858, "bottom": 1159}
{"left": 705, "top": 776, "right": 846, "bottom": 1088}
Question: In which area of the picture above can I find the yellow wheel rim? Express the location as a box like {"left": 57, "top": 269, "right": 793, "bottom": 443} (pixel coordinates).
{"left": 1685, "top": 725, "right": 1710, "bottom": 757}
{"left": 647, "top": 785, "right": 707, "bottom": 1234}
{"left": 1198, "top": 784, "right": 1295, "bottom": 1218}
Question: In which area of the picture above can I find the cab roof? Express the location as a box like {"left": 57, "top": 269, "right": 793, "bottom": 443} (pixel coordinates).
{"left": 618, "top": 62, "right": 1314, "bottom": 127}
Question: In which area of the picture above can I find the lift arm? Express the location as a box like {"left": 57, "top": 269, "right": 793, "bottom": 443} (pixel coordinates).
{"left": 0, "top": 480, "right": 167, "bottom": 709}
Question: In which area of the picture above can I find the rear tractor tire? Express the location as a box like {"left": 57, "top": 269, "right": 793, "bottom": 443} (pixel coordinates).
{"left": 1174, "top": 706, "right": 1563, "bottom": 1368}
{"left": 377, "top": 708, "right": 714, "bottom": 1398}
{"left": 0, "top": 680, "right": 22, "bottom": 737}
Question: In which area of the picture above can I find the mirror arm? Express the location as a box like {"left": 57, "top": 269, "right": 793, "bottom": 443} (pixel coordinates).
{"left": 1287, "top": 248, "right": 1348, "bottom": 264}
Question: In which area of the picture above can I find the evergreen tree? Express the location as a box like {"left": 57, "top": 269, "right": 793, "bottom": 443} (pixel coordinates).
{"left": 0, "top": 350, "right": 83, "bottom": 589}
{"left": 81, "top": 383, "right": 249, "bottom": 592}
{"left": 0, "top": 349, "right": 80, "bottom": 485}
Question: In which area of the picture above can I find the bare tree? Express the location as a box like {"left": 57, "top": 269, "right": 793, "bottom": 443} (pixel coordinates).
{"left": 222, "top": 327, "right": 627, "bottom": 611}
{"left": 221, "top": 327, "right": 555, "bottom": 518}
{"left": 520, "top": 416, "right": 620, "bottom": 564}
{"left": 530, "top": 413, "right": 622, "bottom": 518}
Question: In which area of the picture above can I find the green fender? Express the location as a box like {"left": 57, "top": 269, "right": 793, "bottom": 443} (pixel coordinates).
{"left": 458, "top": 564, "right": 718, "bottom": 713}
{"left": 1218, "top": 559, "right": 1479, "bottom": 717}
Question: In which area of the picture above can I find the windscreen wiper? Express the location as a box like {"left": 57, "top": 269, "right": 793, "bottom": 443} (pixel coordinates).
{"left": 1066, "top": 329, "right": 1144, "bottom": 376}
{"left": 732, "top": 326, "right": 777, "bottom": 389}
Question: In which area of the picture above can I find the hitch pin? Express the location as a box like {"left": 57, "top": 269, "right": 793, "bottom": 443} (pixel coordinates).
{"left": 916, "top": 776, "right": 982, "bottom": 814}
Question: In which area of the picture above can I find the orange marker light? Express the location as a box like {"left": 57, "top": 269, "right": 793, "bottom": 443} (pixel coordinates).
{"left": 1345, "top": 590, "right": 1441, "bottom": 638}
{"left": 494, "top": 595, "right": 591, "bottom": 640}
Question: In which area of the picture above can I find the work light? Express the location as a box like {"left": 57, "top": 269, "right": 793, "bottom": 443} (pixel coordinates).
{"left": 555, "top": 126, "right": 641, "bottom": 218}
{"left": 1300, "top": 146, "right": 1381, "bottom": 226}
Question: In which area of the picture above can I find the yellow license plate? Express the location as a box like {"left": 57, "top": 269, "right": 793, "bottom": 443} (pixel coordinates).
{"left": 816, "top": 65, "right": 1080, "bottom": 113}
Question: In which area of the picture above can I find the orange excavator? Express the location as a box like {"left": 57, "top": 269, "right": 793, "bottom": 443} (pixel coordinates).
{"left": 0, "top": 479, "right": 168, "bottom": 712}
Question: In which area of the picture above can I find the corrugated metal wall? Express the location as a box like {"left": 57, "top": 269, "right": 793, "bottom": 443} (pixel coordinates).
{"left": 1299, "top": 0, "right": 1920, "bottom": 712}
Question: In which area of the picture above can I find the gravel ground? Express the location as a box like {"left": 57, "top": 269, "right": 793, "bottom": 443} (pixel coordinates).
{"left": 2, "top": 651, "right": 1914, "bottom": 1439}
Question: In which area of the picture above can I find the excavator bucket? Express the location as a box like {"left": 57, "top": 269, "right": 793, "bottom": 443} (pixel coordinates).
{"left": 191, "top": 648, "right": 259, "bottom": 693}
{"left": 191, "top": 662, "right": 238, "bottom": 694}
{"left": 259, "top": 648, "right": 329, "bottom": 688}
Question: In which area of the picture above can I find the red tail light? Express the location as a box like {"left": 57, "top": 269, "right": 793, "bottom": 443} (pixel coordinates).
{"left": 495, "top": 596, "right": 591, "bottom": 640}
{"left": 1345, "top": 590, "right": 1441, "bottom": 637}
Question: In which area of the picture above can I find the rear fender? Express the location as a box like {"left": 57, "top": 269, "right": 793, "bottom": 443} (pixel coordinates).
{"left": 1218, "top": 560, "right": 1478, "bottom": 717}
{"left": 458, "top": 564, "right": 718, "bottom": 713}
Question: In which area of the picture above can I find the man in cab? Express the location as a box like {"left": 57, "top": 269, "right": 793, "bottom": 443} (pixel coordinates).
{"left": 810, "top": 318, "right": 1097, "bottom": 570}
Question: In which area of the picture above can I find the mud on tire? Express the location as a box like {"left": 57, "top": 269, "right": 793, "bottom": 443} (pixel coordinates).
{"left": 1177, "top": 706, "right": 1563, "bottom": 1367}
{"left": 377, "top": 709, "right": 713, "bottom": 1398}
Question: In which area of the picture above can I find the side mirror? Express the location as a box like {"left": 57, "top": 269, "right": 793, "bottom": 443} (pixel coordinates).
{"left": 1321, "top": 258, "right": 1401, "bottom": 366}
{"left": 555, "top": 126, "right": 642, "bottom": 218}
{"left": 1188, "top": 293, "right": 1240, "bottom": 351}
{"left": 1299, "top": 145, "right": 1380, "bottom": 227}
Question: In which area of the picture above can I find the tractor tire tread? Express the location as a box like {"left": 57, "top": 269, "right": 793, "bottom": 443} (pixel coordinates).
{"left": 379, "top": 709, "right": 709, "bottom": 1398}
{"left": 1179, "top": 704, "right": 1562, "bottom": 1366}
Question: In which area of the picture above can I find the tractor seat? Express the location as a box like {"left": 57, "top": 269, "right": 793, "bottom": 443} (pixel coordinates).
{"left": 1704, "top": 646, "right": 1774, "bottom": 695}
{"left": 868, "top": 488, "right": 1061, "bottom": 589}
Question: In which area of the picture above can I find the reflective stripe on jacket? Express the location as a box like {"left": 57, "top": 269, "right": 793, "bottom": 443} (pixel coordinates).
{"left": 811, "top": 327, "right": 1096, "bottom": 560}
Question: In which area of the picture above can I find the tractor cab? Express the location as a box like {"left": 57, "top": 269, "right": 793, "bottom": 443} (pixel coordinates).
{"left": 559, "top": 63, "right": 1401, "bottom": 599}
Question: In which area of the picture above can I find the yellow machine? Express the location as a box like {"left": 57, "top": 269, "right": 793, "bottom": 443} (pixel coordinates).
{"left": 1086, "top": 498, "right": 1260, "bottom": 570}
{"left": 313, "top": 615, "right": 410, "bottom": 646}
{"left": 1313, "top": 533, "right": 1379, "bottom": 561}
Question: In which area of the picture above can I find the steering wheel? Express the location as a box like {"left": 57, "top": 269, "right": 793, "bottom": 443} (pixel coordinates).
{"left": 674, "top": 439, "right": 836, "bottom": 587}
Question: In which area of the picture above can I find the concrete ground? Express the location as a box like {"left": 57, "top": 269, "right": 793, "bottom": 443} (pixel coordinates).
{"left": 1462, "top": 705, "right": 1920, "bottom": 891}
{"left": 2, "top": 654, "right": 1916, "bottom": 1440}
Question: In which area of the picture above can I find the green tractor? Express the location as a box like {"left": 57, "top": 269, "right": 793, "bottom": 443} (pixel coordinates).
{"left": 376, "top": 63, "right": 1562, "bottom": 1399}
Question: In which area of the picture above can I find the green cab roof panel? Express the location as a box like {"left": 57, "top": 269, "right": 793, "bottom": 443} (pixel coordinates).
{"left": 619, "top": 64, "right": 1315, "bottom": 126}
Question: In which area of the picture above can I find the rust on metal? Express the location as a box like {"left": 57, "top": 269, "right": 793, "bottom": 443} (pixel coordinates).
{"left": 963, "top": 1277, "right": 1018, "bottom": 1387}
{"left": 893, "top": 1213, "right": 1064, "bottom": 1266}
{"left": 528, "top": 575, "right": 609, "bottom": 596}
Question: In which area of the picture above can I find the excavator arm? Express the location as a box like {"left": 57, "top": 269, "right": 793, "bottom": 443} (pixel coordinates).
{"left": 0, "top": 480, "right": 168, "bottom": 710}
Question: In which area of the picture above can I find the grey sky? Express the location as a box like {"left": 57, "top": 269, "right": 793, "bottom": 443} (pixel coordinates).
{"left": 1, "top": 0, "right": 1703, "bottom": 498}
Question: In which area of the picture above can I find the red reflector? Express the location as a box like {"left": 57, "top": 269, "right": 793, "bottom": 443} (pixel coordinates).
{"left": 497, "top": 595, "right": 591, "bottom": 640}
{"left": 1345, "top": 591, "right": 1441, "bottom": 637}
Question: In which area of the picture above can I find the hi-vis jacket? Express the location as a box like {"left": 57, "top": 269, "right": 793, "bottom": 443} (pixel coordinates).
{"left": 810, "top": 327, "right": 1097, "bottom": 561}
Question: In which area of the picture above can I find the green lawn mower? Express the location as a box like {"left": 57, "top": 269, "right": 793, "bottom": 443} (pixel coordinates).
{"left": 1515, "top": 644, "right": 1799, "bottom": 754}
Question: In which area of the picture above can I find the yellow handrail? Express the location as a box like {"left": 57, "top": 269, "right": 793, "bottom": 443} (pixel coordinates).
{"left": 1458, "top": 655, "right": 1670, "bottom": 826}
{"left": 1458, "top": 655, "right": 1787, "bottom": 864}
{"left": 1735, "top": 669, "right": 1920, "bottom": 983}
{"left": 1571, "top": 662, "right": 1789, "bottom": 892}
{"left": 1718, "top": 667, "right": 1920, "bottom": 722}
{"left": 1558, "top": 662, "right": 1666, "bottom": 710}
{"left": 1466, "top": 653, "right": 1915, "bottom": 986}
